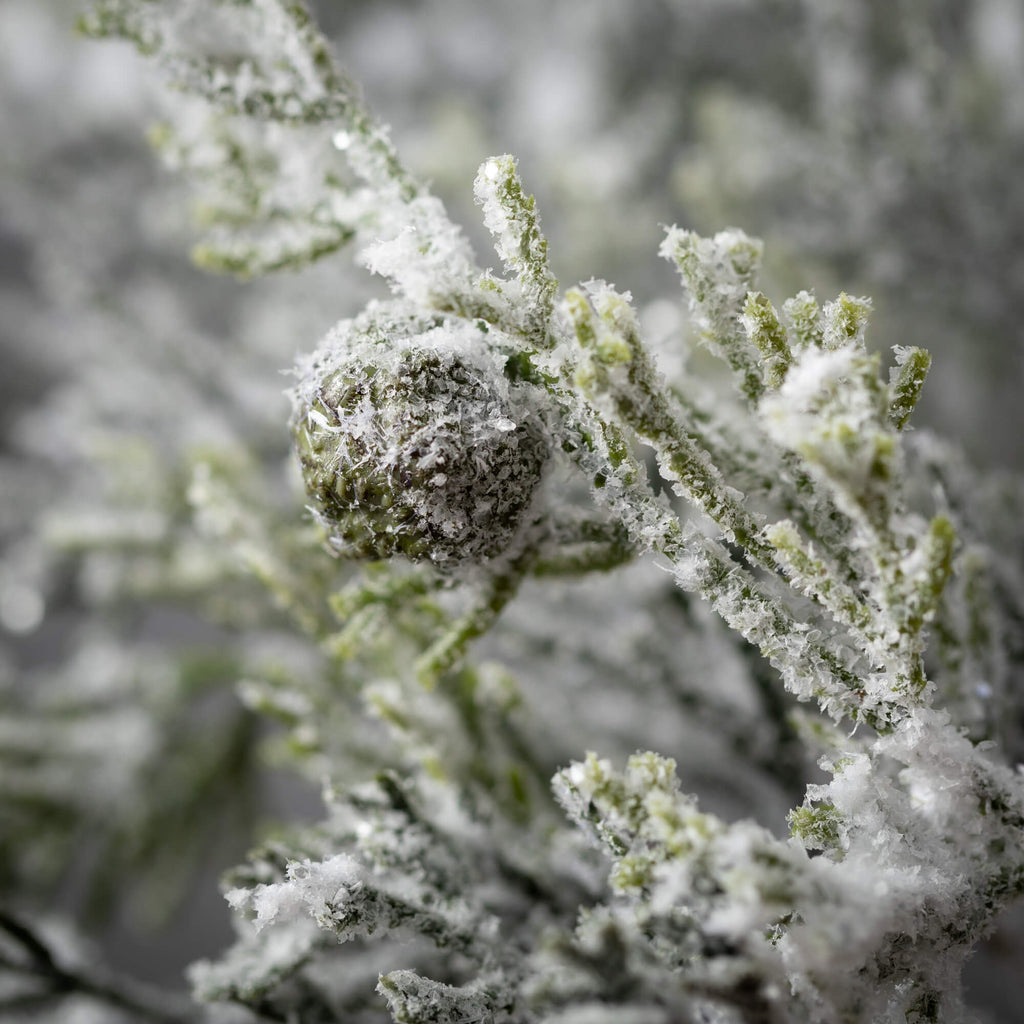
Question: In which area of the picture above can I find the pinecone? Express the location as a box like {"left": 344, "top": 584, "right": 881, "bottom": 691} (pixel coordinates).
{"left": 291, "top": 303, "right": 548, "bottom": 568}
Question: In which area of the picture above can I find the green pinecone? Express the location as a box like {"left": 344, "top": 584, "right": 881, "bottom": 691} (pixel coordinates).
{"left": 291, "top": 303, "right": 548, "bottom": 568}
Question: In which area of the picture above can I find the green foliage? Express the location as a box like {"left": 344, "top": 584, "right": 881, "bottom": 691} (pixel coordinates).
{"left": 4, "top": 3, "right": 1024, "bottom": 1024}
{"left": 78, "top": 0, "right": 421, "bottom": 277}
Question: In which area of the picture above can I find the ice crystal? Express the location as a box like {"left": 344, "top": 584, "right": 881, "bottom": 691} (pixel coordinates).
{"left": 4, "top": 3, "right": 1024, "bottom": 1024}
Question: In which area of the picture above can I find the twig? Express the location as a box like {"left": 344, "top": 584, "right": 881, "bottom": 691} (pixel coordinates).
{"left": 0, "top": 910, "right": 196, "bottom": 1024}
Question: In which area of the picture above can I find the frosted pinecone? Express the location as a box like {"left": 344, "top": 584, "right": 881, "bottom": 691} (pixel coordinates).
{"left": 291, "top": 302, "right": 548, "bottom": 568}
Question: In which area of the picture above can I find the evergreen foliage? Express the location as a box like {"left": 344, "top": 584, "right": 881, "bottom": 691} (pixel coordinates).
{"left": 3, "top": 2, "right": 1024, "bottom": 1022}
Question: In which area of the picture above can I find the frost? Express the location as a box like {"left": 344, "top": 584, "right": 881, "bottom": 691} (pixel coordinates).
{"left": 232, "top": 854, "right": 364, "bottom": 934}
{"left": 290, "top": 302, "right": 549, "bottom": 568}
{"left": 11, "top": 3, "right": 1024, "bottom": 1024}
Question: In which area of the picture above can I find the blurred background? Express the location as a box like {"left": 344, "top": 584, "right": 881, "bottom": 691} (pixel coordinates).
{"left": 2, "top": 0, "right": 1023, "bottom": 1020}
